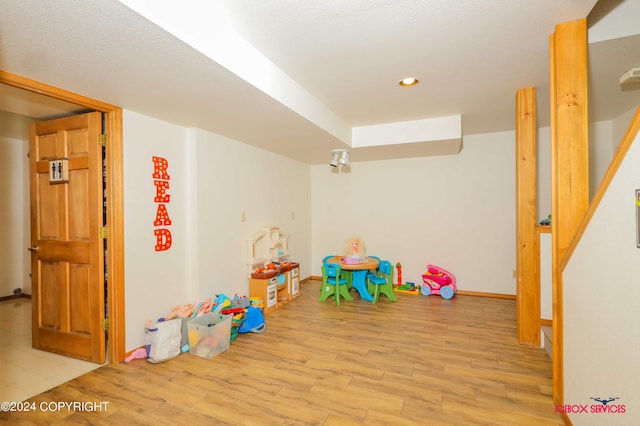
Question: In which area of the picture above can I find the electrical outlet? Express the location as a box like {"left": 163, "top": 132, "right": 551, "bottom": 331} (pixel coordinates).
{"left": 240, "top": 211, "right": 246, "bottom": 222}
{"left": 291, "top": 211, "right": 295, "bottom": 220}
{"left": 512, "top": 270, "right": 517, "bottom": 279}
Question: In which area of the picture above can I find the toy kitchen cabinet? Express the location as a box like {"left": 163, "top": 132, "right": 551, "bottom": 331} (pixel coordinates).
{"left": 247, "top": 227, "right": 300, "bottom": 314}
{"left": 249, "top": 273, "right": 279, "bottom": 314}
{"left": 288, "top": 264, "right": 300, "bottom": 299}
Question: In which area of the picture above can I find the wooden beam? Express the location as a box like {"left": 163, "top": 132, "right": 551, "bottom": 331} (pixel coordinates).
{"left": 549, "top": 18, "right": 589, "bottom": 407}
{"left": 515, "top": 87, "right": 539, "bottom": 346}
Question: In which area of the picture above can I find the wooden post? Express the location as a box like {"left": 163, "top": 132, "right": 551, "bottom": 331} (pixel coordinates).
{"left": 515, "top": 87, "right": 539, "bottom": 346}
{"left": 549, "top": 18, "right": 589, "bottom": 407}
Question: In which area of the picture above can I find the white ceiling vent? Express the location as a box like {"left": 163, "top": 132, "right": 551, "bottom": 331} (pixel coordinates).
{"left": 619, "top": 67, "right": 640, "bottom": 85}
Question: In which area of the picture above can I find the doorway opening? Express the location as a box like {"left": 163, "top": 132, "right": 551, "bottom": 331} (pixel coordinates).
{"left": 0, "top": 70, "right": 125, "bottom": 365}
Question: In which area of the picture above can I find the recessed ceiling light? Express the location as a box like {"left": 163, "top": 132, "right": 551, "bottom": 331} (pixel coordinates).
{"left": 399, "top": 77, "right": 419, "bottom": 87}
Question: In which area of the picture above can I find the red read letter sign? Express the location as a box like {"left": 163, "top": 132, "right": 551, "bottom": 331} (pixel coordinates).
{"left": 152, "top": 156, "right": 172, "bottom": 251}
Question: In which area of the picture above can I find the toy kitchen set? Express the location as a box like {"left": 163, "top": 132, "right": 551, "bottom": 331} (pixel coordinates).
{"left": 246, "top": 227, "right": 299, "bottom": 314}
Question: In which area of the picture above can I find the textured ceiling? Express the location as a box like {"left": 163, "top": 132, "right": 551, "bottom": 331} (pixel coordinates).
{"left": 1, "top": 0, "right": 639, "bottom": 164}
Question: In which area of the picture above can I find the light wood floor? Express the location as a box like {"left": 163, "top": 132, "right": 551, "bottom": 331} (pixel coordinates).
{"left": 0, "top": 280, "right": 562, "bottom": 425}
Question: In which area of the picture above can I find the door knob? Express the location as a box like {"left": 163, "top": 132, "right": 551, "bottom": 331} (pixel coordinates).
{"left": 27, "top": 245, "right": 39, "bottom": 253}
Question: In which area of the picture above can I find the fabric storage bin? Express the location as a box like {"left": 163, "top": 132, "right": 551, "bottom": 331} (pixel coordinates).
{"left": 187, "top": 313, "right": 231, "bottom": 359}
{"left": 180, "top": 317, "right": 190, "bottom": 348}
{"left": 230, "top": 313, "right": 245, "bottom": 342}
{"left": 145, "top": 318, "right": 182, "bottom": 363}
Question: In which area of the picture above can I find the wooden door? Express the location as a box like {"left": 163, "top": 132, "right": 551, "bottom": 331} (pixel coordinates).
{"left": 29, "top": 111, "right": 105, "bottom": 363}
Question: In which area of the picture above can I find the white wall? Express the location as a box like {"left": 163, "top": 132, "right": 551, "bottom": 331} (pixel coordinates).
{"left": 0, "top": 110, "right": 34, "bottom": 297}
{"left": 613, "top": 108, "right": 638, "bottom": 151}
{"left": 311, "top": 130, "right": 516, "bottom": 295}
{"left": 192, "top": 127, "right": 311, "bottom": 301}
{"left": 563, "top": 117, "right": 640, "bottom": 425}
{"left": 539, "top": 232, "right": 552, "bottom": 320}
{"left": 537, "top": 126, "right": 552, "bottom": 222}
{"left": 123, "top": 110, "right": 312, "bottom": 351}
{"left": 590, "top": 120, "right": 615, "bottom": 200}
{"left": 123, "top": 110, "right": 193, "bottom": 349}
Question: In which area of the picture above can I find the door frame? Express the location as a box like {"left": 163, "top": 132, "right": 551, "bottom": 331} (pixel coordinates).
{"left": 1, "top": 70, "right": 125, "bottom": 364}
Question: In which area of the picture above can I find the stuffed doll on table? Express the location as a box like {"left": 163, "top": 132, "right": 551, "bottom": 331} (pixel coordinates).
{"left": 343, "top": 237, "right": 366, "bottom": 263}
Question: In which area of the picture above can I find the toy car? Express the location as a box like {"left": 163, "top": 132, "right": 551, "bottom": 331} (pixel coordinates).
{"left": 421, "top": 265, "right": 456, "bottom": 299}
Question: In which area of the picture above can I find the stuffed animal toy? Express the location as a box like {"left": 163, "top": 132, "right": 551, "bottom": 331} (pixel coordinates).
{"left": 164, "top": 303, "right": 195, "bottom": 320}
{"left": 196, "top": 298, "right": 214, "bottom": 316}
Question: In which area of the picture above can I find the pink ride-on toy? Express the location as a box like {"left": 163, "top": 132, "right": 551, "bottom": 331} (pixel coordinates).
{"left": 421, "top": 265, "right": 456, "bottom": 299}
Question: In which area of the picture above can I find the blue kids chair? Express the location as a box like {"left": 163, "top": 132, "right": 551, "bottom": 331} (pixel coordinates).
{"left": 366, "top": 255, "right": 381, "bottom": 292}
{"left": 323, "top": 255, "right": 337, "bottom": 264}
{"left": 324, "top": 254, "right": 353, "bottom": 291}
{"left": 367, "top": 260, "right": 397, "bottom": 303}
{"left": 318, "top": 263, "right": 353, "bottom": 305}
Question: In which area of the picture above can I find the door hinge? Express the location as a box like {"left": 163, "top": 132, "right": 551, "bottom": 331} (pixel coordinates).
{"left": 100, "top": 226, "right": 108, "bottom": 239}
{"left": 98, "top": 134, "right": 106, "bottom": 146}
{"left": 101, "top": 318, "right": 109, "bottom": 331}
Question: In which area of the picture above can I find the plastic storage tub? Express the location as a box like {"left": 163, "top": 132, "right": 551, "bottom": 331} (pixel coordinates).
{"left": 187, "top": 313, "right": 231, "bottom": 359}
